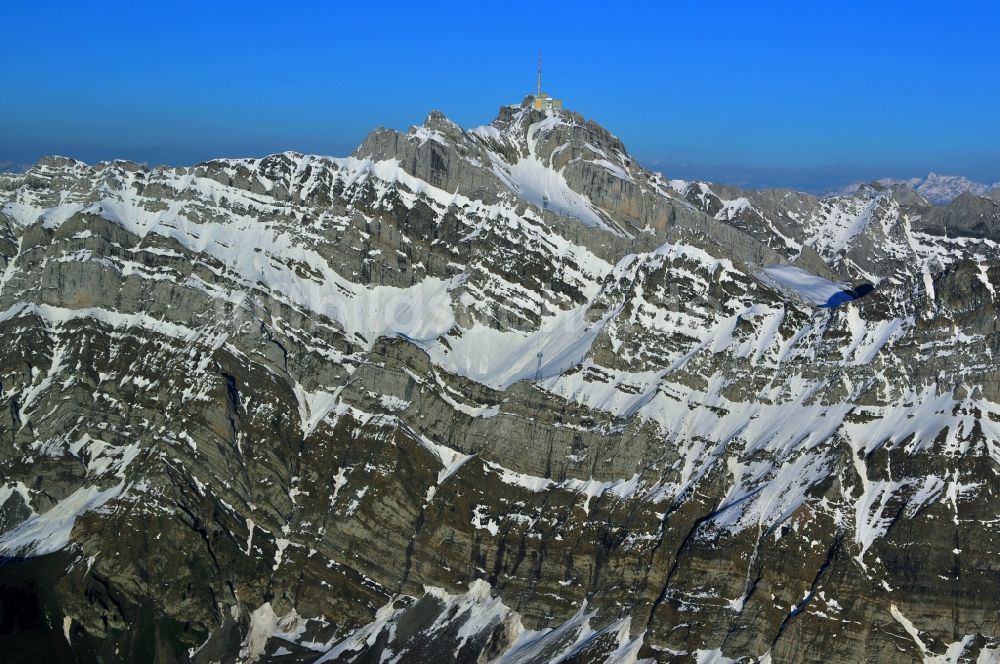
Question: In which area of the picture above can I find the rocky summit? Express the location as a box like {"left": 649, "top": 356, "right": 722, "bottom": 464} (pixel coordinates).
{"left": 1, "top": 96, "right": 999, "bottom": 663}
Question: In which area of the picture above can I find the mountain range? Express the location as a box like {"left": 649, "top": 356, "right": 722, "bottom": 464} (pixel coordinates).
{"left": 823, "top": 172, "right": 1000, "bottom": 205}
{"left": 1, "top": 96, "right": 999, "bottom": 663}
{"left": 3, "top": 159, "right": 997, "bottom": 209}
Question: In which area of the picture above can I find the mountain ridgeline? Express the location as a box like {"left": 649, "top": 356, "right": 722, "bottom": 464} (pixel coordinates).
{"left": 823, "top": 172, "right": 1000, "bottom": 205}
{"left": 1, "top": 97, "right": 999, "bottom": 663}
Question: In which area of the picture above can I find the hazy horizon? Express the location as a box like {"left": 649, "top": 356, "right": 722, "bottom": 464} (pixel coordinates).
{"left": 2, "top": 142, "right": 994, "bottom": 197}
{"left": 3, "top": 1, "right": 998, "bottom": 192}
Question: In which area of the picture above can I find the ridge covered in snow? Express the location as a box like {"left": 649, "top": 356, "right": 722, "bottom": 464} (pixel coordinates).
{"left": 821, "top": 172, "right": 997, "bottom": 204}
{"left": 0, "top": 98, "right": 999, "bottom": 663}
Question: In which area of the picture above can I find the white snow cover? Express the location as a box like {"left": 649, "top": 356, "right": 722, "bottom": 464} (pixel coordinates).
{"left": 499, "top": 113, "right": 614, "bottom": 232}
{"left": 508, "top": 157, "right": 608, "bottom": 230}
{"left": 0, "top": 484, "right": 123, "bottom": 556}
{"left": 757, "top": 265, "right": 848, "bottom": 306}
{"left": 423, "top": 303, "right": 618, "bottom": 389}
{"left": 311, "top": 579, "right": 644, "bottom": 664}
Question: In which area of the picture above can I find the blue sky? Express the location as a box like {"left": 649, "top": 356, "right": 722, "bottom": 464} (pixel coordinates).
{"left": 3, "top": 1, "right": 998, "bottom": 190}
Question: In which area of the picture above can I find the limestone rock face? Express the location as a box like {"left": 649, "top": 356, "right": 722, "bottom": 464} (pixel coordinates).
{"left": 1, "top": 102, "right": 1000, "bottom": 663}
{"left": 917, "top": 191, "right": 1000, "bottom": 239}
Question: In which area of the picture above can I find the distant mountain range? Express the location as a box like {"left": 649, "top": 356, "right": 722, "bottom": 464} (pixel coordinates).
{"left": 823, "top": 172, "right": 1000, "bottom": 204}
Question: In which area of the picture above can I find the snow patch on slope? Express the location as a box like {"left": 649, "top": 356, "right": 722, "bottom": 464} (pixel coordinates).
{"left": 757, "top": 265, "right": 849, "bottom": 306}
{"left": 424, "top": 303, "right": 617, "bottom": 389}
{"left": 313, "top": 578, "right": 644, "bottom": 664}
{"left": 508, "top": 157, "right": 608, "bottom": 230}
{"left": 0, "top": 484, "right": 123, "bottom": 556}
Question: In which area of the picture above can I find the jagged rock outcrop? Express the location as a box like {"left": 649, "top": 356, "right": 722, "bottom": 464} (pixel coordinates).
{"left": 1, "top": 97, "right": 999, "bottom": 663}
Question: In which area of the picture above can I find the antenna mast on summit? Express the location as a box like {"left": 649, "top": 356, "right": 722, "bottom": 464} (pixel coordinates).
{"left": 537, "top": 51, "right": 542, "bottom": 99}
{"left": 533, "top": 52, "right": 561, "bottom": 111}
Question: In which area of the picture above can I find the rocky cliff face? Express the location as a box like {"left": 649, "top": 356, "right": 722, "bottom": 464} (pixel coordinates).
{"left": 1, "top": 98, "right": 999, "bottom": 663}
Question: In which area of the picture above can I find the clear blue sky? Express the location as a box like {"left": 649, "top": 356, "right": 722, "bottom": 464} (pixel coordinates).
{"left": 3, "top": 1, "right": 998, "bottom": 191}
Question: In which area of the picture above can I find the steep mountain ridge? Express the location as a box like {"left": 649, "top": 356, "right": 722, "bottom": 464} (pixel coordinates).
{"left": 0, "top": 97, "right": 999, "bottom": 663}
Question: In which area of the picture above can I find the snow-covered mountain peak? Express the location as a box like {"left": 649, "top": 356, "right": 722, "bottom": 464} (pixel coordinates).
{"left": 3, "top": 98, "right": 1000, "bottom": 662}
{"left": 914, "top": 172, "right": 991, "bottom": 204}
{"left": 824, "top": 172, "right": 994, "bottom": 205}
{"left": 347, "top": 101, "right": 685, "bottom": 237}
